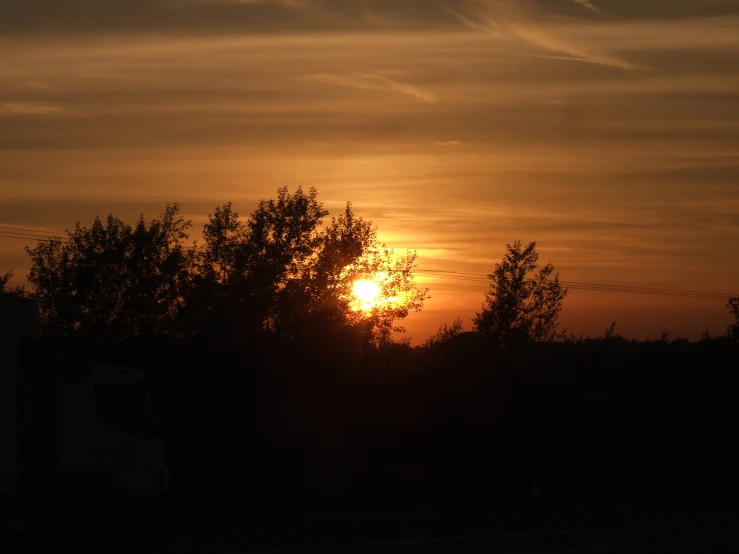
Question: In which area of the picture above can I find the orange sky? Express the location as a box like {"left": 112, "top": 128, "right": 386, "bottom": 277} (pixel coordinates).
{"left": 1, "top": 0, "right": 738, "bottom": 343}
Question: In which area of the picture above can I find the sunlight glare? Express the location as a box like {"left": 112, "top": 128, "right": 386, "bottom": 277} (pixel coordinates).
{"left": 353, "top": 279, "right": 381, "bottom": 311}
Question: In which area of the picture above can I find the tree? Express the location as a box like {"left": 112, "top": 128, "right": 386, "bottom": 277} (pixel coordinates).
{"left": 0, "top": 270, "right": 25, "bottom": 296}
{"left": 246, "top": 186, "right": 330, "bottom": 334}
{"left": 190, "top": 186, "right": 330, "bottom": 340}
{"left": 193, "top": 187, "right": 427, "bottom": 344}
{"left": 23, "top": 186, "right": 426, "bottom": 345}
{"left": 728, "top": 297, "right": 739, "bottom": 341}
{"left": 185, "top": 202, "right": 250, "bottom": 338}
{"left": 304, "top": 201, "right": 428, "bottom": 345}
{"left": 473, "top": 241, "right": 567, "bottom": 347}
{"left": 25, "top": 205, "right": 195, "bottom": 341}
{"left": 603, "top": 322, "right": 620, "bottom": 340}
{"left": 425, "top": 318, "right": 464, "bottom": 347}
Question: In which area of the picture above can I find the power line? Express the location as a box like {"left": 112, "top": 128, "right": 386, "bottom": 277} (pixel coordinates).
{"left": 0, "top": 232, "right": 734, "bottom": 300}
{"left": 417, "top": 267, "right": 737, "bottom": 296}
{"left": 417, "top": 268, "right": 736, "bottom": 297}
{"left": 560, "top": 282, "right": 730, "bottom": 299}
{"left": 416, "top": 272, "right": 734, "bottom": 300}
{"left": 562, "top": 280, "right": 733, "bottom": 297}
{"left": 562, "top": 285, "right": 727, "bottom": 300}
{"left": 0, "top": 232, "right": 66, "bottom": 243}
{"left": 415, "top": 272, "right": 729, "bottom": 299}
{"left": 0, "top": 226, "right": 65, "bottom": 237}
{"left": 415, "top": 270, "right": 737, "bottom": 300}
{"left": 0, "top": 231, "right": 61, "bottom": 240}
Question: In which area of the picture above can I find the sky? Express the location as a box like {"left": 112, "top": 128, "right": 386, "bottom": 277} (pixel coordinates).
{"left": 1, "top": 0, "right": 738, "bottom": 343}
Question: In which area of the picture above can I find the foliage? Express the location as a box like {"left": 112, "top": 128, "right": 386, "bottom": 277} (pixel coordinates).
{"left": 603, "top": 322, "right": 620, "bottom": 340}
{"left": 342, "top": 239, "right": 428, "bottom": 345}
{"left": 729, "top": 296, "right": 739, "bottom": 341}
{"left": 194, "top": 186, "right": 332, "bottom": 339}
{"left": 185, "top": 201, "right": 248, "bottom": 338}
{"left": 21, "top": 186, "right": 426, "bottom": 345}
{"left": 473, "top": 240, "right": 567, "bottom": 347}
{"left": 0, "top": 270, "right": 25, "bottom": 296}
{"left": 25, "top": 205, "right": 194, "bottom": 341}
{"left": 191, "top": 187, "right": 427, "bottom": 344}
{"left": 425, "top": 318, "right": 464, "bottom": 347}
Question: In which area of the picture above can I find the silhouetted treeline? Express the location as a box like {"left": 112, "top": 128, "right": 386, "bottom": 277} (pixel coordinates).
{"left": 22, "top": 187, "right": 427, "bottom": 347}
{"left": 6, "top": 187, "right": 739, "bottom": 529}
{"left": 42, "top": 328, "right": 739, "bottom": 529}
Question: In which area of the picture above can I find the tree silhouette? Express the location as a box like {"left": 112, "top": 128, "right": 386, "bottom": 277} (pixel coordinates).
{"left": 473, "top": 241, "right": 567, "bottom": 347}
{"left": 336, "top": 218, "right": 428, "bottom": 344}
{"left": 425, "top": 318, "right": 464, "bottom": 347}
{"left": 22, "top": 186, "right": 426, "bottom": 344}
{"left": 603, "top": 321, "right": 620, "bottom": 340}
{"left": 191, "top": 187, "right": 427, "bottom": 344}
{"left": 0, "top": 270, "right": 25, "bottom": 296}
{"left": 26, "top": 205, "right": 194, "bottom": 341}
{"left": 184, "top": 201, "right": 247, "bottom": 338}
{"left": 188, "top": 186, "right": 329, "bottom": 340}
{"left": 729, "top": 296, "right": 739, "bottom": 341}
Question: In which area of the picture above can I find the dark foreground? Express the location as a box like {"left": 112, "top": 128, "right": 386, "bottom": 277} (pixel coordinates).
{"left": 3, "top": 509, "right": 739, "bottom": 553}
{"left": 137, "top": 510, "right": 739, "bottom": 554}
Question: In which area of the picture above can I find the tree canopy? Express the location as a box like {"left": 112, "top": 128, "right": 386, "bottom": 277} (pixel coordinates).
{"left": 0, "top": 270, "right": 25, "bottom": 296}
{"left": 24, "top": 187, "right": 427, "bottom": 345}
{"left": 189, "top": 186, "right": 427, "bottom": 344}
{"left": 473, "top": 240, "right": 567, "bottom": 347}
{"left": 26, "top": 205, "right": 195, "bottom": 341}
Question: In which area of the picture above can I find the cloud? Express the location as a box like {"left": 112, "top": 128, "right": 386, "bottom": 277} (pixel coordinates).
{"left": 449, "top": 0, "right": 634, "bottom": 69}
{"left": 188, "top": 0, "right": 310, "bottom": 6}
{"left": 1, "top": 2, "right": 738, "bottom": 344}
{"left": 300, "top": 72, "right": 437, "bottom": 103}
{"left": 572, "top": 0, "right": 608, "bottom": 16}
{"left": 5, "top": 0, "right": 739, "bottom": 37}
{"left": 0, "top": 102, "right": 65, "bottom": 116}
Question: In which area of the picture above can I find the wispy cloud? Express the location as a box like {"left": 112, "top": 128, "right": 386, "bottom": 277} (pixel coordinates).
{"left": 300, "top": 72, "right": 437, "bottom": 103}
{"left": 0, "top": 102, "right": 64, "bottom": 115}
{"left": 449, "top": 0, "right": 633, "bottom": 69}
{"left": 184, "top": 0, "right": 310, "bottom": 5}
{"left": 572, "top": 0, "right": 608, "bottom": 16}
{"left": 434, "top": 140, "right": 462, "bottom": 146}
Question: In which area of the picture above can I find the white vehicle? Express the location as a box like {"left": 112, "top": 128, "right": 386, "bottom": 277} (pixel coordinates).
{"left": 0, "top": 293, "right": 169, "bottom": 551}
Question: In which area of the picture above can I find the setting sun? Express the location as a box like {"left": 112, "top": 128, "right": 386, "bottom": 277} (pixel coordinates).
{"left": 353, "top": 279, "right": 381, "bottom": 311}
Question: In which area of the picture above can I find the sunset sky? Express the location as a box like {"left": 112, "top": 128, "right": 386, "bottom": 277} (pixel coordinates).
{"left": 2, "top": 0, "right": 738, "bottom": 342}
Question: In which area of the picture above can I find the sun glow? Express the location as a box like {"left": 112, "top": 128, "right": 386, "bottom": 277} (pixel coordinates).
{"left": 352, "top": 279, "right": 382, "bottom": 311}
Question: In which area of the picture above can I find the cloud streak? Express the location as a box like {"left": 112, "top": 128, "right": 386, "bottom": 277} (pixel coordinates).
{"left": 572, "top": 0, "right": 608, "bottom": 16}
{"left": 450, "top": 0, "right": 633, "bottom": 69}
{"left": 300, "top": 72, "right": 437, "bottom": 103}
{"left": 0, "top": 102, "right": 65, "bottom": 116}
{"left": 188, "top": 0, "right": 310, "bottom": 6}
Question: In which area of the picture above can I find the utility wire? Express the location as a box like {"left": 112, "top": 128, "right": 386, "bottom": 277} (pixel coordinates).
{"left": 415, "top": 270, "right": 737, "bottom": 300}
{"left": 415, "top": 271, "right": 724, "bottom": 297}
{"left": 0, "top": 232, "right": 734, "bottom": 299}
{"left": 0, "top": 233, "right": 66, "bottom": 243}
{"left": 0, "top": 225, "right": 65, "bottom": 237}
{"left": 0, "top": 232, "right": 67, "bottom": 242}
{"left": 417, "top": 268, "right": 736, "bottom": 297}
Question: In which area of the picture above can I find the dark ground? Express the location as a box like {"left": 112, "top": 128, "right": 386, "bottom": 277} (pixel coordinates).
{"left": 3, "top": 504, "right": 739, "bottom": 553}
{"left": 129, "top": 507, "right": 739, "bottom": 554}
